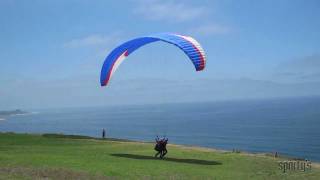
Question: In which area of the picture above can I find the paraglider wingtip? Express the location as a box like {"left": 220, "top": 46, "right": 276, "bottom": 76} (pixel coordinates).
{"left": 101, "top": 80, "right": 108, "bottom": 86}
{"left": 196, "top": 66, "right": 205, "bottom": 71}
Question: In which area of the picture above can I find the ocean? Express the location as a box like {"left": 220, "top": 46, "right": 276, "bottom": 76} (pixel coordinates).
{"left": 1, "top": 97, "right": 320, "bottom": 161}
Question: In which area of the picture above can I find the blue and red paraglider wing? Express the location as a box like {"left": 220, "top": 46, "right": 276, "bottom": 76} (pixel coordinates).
{"left": 100, "top": 33, "right": 206, "bottom": 86}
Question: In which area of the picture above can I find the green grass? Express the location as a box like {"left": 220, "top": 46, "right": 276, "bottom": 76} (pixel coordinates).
{"left": 0, "top": 133, "right": 319, "bottom": 179}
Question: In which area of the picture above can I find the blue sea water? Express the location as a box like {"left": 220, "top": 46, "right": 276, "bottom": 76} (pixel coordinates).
{"left": 1, "top": 97, "right": 320, "bottom": 161}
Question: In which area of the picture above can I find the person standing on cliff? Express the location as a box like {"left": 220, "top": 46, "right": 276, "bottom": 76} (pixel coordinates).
{"left": 102, "top": 129, "right": 106, "bottom": 139}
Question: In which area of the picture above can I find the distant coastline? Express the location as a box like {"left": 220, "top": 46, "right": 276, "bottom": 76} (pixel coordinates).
{"left": 0, "top": 109, "right": 29, "bottom": 120}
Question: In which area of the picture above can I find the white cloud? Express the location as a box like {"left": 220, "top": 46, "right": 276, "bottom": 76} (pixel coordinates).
{"left": 63, "top": 33, "right": 123, "bottom": 48}
{"left": 133, "top": 0, "right": 208, "bottom": 22}
{"left": 187, "top": 24, "right": 230, "bottom": 36}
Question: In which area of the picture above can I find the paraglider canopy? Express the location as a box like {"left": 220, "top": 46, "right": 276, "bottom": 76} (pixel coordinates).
{"left": 100, "top": 33, "right": 206, "bottom": 86}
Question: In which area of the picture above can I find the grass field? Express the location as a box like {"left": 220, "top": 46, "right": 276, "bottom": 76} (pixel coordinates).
{"left": 0, "top": 132, "right": 319, "bottom": 179}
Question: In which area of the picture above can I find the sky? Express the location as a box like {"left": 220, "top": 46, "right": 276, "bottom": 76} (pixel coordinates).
{"left": 0, "top": 0, "right": 320, "bottom": 109}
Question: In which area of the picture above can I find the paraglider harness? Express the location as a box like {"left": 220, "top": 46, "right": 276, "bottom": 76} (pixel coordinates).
{"left": 154, "top": 136, "right": 168, "bottom": 159}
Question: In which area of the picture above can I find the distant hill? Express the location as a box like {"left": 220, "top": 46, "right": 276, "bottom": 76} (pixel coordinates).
{"left": 0, "top": 109, "right": 28, "bottom": 117}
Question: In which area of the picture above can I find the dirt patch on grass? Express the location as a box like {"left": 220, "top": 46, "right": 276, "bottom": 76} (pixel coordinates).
{"left": 0, "top": 166, "right": 114, "bottom": 180}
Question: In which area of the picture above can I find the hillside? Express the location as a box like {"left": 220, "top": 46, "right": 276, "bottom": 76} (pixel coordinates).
{"left": 0, "top": 133, "right": 319, "bottom": 179}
